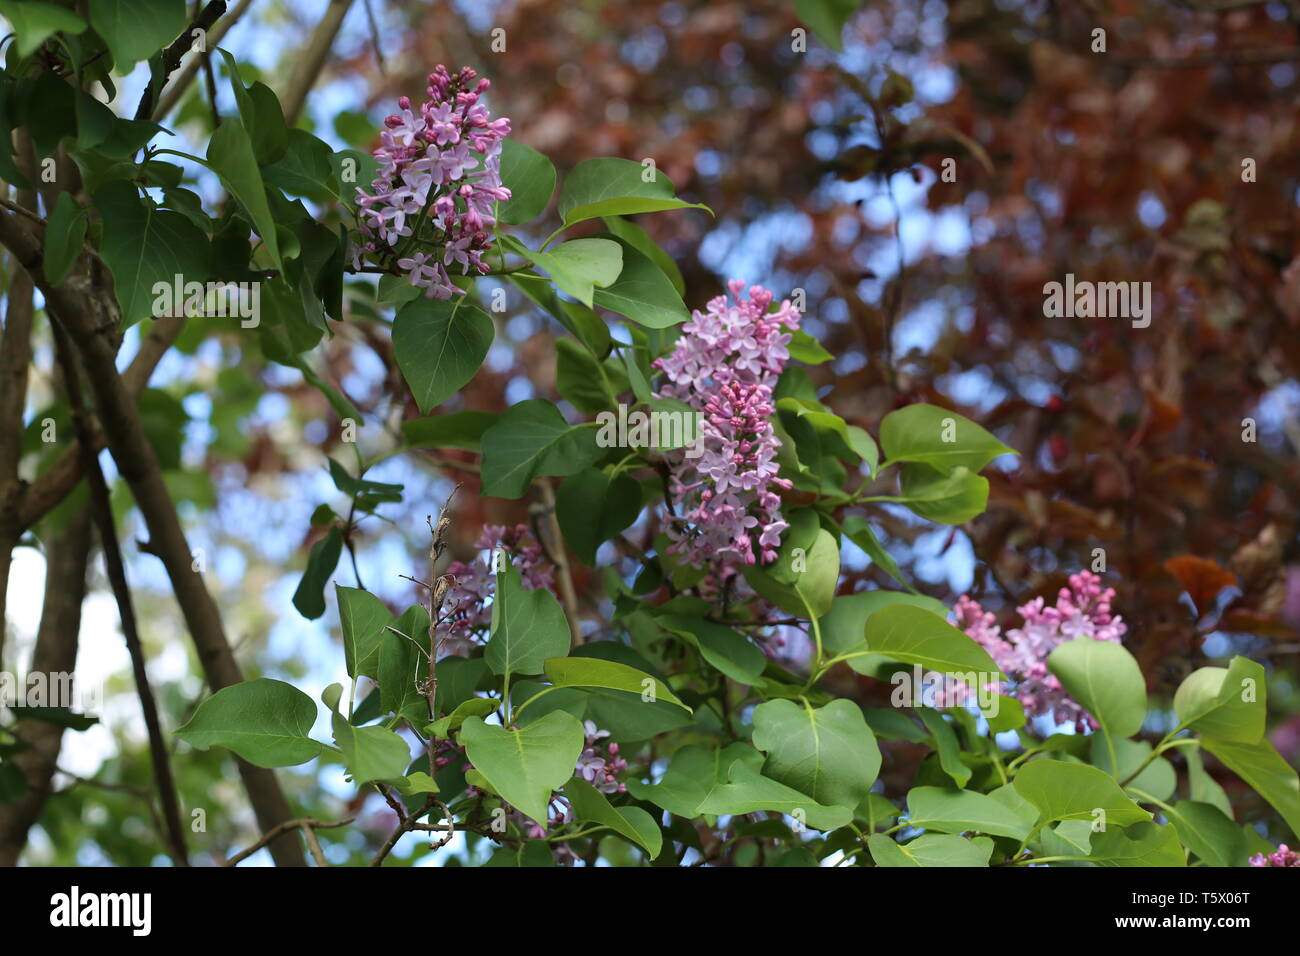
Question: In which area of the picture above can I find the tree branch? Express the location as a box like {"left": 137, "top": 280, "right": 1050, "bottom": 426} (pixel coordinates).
{"left": 50, "top": 326, "right": 190, "bottom": 867}
{"left": 279, "top": 0, "right": 355, "bottom": 126}
{"left": 535, "top": 478, "right": 582, "bottom": 645}
{"left": 16, "top": 316, "right": 185, "bottom": 532}
{"left": 134, "top": 1, "right": 230, "bottom": 121}
{"left": 0, "top": 208, "right": 307, "bottom": 866}
{"left": 152, "top": 0, "right": 256, "bottom": 122}
{"left": 0, "top": 509, "right": 92, "bottom": 865}
{"left": 223, "top": 817, "right": 353, "bottom": 866}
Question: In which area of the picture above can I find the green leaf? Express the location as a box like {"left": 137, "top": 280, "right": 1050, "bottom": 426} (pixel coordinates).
{"left": 94, "top": 181, "right": 211, "bottom": 326}
{"left": 392, "top": 296, "right": 495, "bottom": 414}
{"left": 896, "top": 463, "right": 989, "bottom": 524}
{"left": 905, "top": 786, "right": 1032, "bottom": 840}
{"left": 566, "top": 778, "right": 662, "bottom": 857}
{"left": 379, "top": 605, "right": 431, "bottom": 725}
{"left": 263, "top": 128, "right": 339, "bottom": 202}
{"left": 479, "top": 399, "right": 601, "bottom": 499}
{"left": 484, "top": 839, "right": 555, "bottom": 867}
{"left": 879, "top": 403, "right": 1016, "bottom": 472}
{"left": 7, "top": 707, "right": 97, "bottom": 732}
{"left": 794, "top": 0, "right": 865, "bottom": 52}
{"left": 459, "top": 711, "right": 586, "bottom": 825}
{"left": 542, "top": 656, "right": 688, "bottom": 711}
{"left": 591, "top": 238, "right": 690, "bottom": 328}
{"left": 426, "top": 698, "right": 498, "bottom": 738}
{"left": 557, "top": 157, "right": 709, "bottom": 226}
{"left": 43, "top": 193, "right": 87, "bottom": 287}
{"left": 1186, "top": 747, "right": 1233, "bottom": 818}
{"left": 336, "top": 584, "right": 390, "bottom": 680}
{"left": 1089, "top": 821, "right": 1186, "bottom": 867}
{"left": 656, "top": 615, "right": 766, "bottom": 686}
{"left": 1163, "top": 800, "right": 1247, "bottom": 867}
{"left": 787, "top": 328, "right": 834, "bottom": 364}
{"left": 555, "top": 468, "right": 642, "bottom": 565}
{"left": 485, "top": 561, "right": 571, "bottom": 677}
{"left": 1047, "top": 637, "right": 1148, "bottom": 740}
{"left": 555, "top": 337, "right": 627, "bottom": 413}
{"left": 917, "top": 707, "right": 971, "bottom": 788}
{"left": 863, "top": 603, "right": 1001, "bottom": 677}
{"left": 433, "top": 657, "right": 490, "bottom": 716}
{"left": 291, "top": 526, "right": 342, "bottom": 620}
{"left": 741, "top": 527, "right": 840, "bottom": 619}
{"left": 867, "top": 832, "right": 994, "bottom": 867}
{"left": 777, "top": 399, "right": 879, "bottom": 476}
{"left": 1173, "top": 656, "right": 1267, "bottom": 743}
{"left": 1091, "top": 737, "right": 1176, "bottom": 802}
{"left": 217, "top": 49, "right": 287, "bottom": 166}
{"left": 521, "top": 238, "right": 622, "bottom": 308}
{"left": 819, "top": 590, "right": 949, "bottom": 674}
{"left": 625, "top": 743, "right": 761, "bottom": 818}
{"left": 1013, "top": 759, "right": 1152, "bottom": 828}
{"left": 1199, "top": 737, "right": 1300, "bottom": 841}
{"left": 389, "top": 771, "right": 440, "bottom": 795}
{"left": 496, "top": 139, "right": 556, "bottom": 224}
{"left": 0, "top": 1, "right": 87, "bottom": 57}
{"left": 601, "top": 215, "right": 685, "bottom": 296}
{"left": 402, "top": 410, "right": 498, "bottom": 451}
{"left": 751, "top": 698, "right": 880, "bottom": 809}
{"left": 175, "top": 679, "right": 321, "bottom": 768}
{"left": 696, "top": 761, "right": 853, "bottom": 831}
{"left": 322, "top": 683, "right": 410, "bottom": 784}
{"left": 206, "top": 117, "right": 282, "bottom": 271}
{"left": 88, "top": 0, "right": 185, "bottom": 69}
{"left": 837, "top": 515, "right": 914, "bottom": 591}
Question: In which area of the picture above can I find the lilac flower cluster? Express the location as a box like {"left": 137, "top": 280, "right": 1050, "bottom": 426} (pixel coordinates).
{"left": 953, "top": 570, "right": 1128, "bottom": 731}
{"left": 1250, "top": 844, "right": 1300, "bottom": 867}
{"left": 575, "top": 720, "right": 628, "bottom": 794}
{"left": 440, "top": 524, "right": 553, "bottom": 656}
{"left": 654, "top": 281, "right": 801, "bottom": 570}
{"left": 353, "top": 65, "right": 511, "bottom": 299}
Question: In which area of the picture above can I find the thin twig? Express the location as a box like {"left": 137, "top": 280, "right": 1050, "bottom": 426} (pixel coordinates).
{"left": 223, "top": 817, "right": 353, "bottom": 866}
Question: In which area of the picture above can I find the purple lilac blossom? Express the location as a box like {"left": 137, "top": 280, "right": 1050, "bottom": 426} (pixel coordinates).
{"left": 575, "top": 720, "right": 628, "bottom": 794}
{"left": 353, "top": 65, "right": 511, "bottom": 298}
{"left": 653, "top": 280, "right": 801, "bottom": 571}
{"left": 1250, "top": 844, "right": 1300, "bottom": 867}
{"left": 952, "top": 570, "right": 1128, "bottom": 731}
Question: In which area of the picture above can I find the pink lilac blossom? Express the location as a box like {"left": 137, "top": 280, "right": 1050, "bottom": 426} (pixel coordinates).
{"left": 352, "top": 65, "right": 511, "bottom": 299}
{"left": 654, "top": 281, "right": 801, "bottom": 571}
{"left": 952, "top": 570, "right": 1128, "bottom": 731}
{"left": 575, "top": 720, "right": 628, "bottom": 794}
{"left": 1250, "top": 844, "right": 1300, "bottom": 867}
{"left": 439, "top": 524, "right": 553, "bottom": 657}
